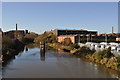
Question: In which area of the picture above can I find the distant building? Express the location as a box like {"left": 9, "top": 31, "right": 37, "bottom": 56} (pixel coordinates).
{"left": 50, "top": 29, "right": 97, "bottom": 36}
{"left": 0, "top": 28, "right": 2, "bottom": 36}
{"left": 58, "top": 35, "right": 78, "bottom": 44}
{"left": 0, "top": 28, "right": 2, "bottom": 55}
{"left": 55, "top": 29, "right": 120, "bottom": 43}
{"left": 116, "top": 38, "right": 120, "bottom": 41}
{"left": 4, "top": 30, "right": 25, "bottom": 39}
{"left": 3, "top": 24, "right": 28, "bottom": 39}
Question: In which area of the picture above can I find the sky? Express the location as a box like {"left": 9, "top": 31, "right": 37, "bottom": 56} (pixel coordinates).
{"left": 0, "top": 2, "right": 2, "bottom": 28}
{"left": 118, "top": 2, "right": 120, "bottom": 33}
{"left": 2, "top": 2, "right": 118, "bottom": 34}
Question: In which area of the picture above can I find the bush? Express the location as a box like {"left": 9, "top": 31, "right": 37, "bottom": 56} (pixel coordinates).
{"left": 80, "top": 46, "right": 95, "bottom": 54}
{"left": 2, "top": 35, "right": 24, "bottom": 54}
{"left": 63, "top": 38, "right": 73, "bottom": 46}
{"left": 2, "top": 35, "right": 14, "bottom": 53}
{"left": 70, "top": 43, "right": 80, "bottom": 49}
{"left": 23, "top": 32, "right": 38, "bottom": 43}
{"left": 116, "top": 56, "right": 120, "bottom": 68}
{"left": 92, "top": 48, "right": 114, "bottom": 60}
{"left": 34, "top": 32, "right": 57, "bottom": 43}
{"left": 74, "top": 46, "right": 95, "bottom": 56}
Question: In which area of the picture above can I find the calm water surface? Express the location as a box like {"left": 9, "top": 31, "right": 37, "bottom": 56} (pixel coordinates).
{"left": 2, "top": 47, "right": 120, "bottom": 78}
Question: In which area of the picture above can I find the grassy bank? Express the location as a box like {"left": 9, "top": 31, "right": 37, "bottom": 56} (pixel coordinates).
{"left": 73, "top": 47, "right": 120, "bottom": 71}
{"left": 47, "top": 43, "right": 120, "bottom": 71}
{"left": 47, "top": 43, "right": 80, "bottom": 52}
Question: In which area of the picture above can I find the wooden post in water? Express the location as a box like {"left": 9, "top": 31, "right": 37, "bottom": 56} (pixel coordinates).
{"left": 40, "top": 41, "right": 45, "bottom": 61}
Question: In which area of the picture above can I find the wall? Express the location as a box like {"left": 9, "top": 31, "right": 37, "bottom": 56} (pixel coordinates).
{"left": 57, "top": 35, "right": 75, "bottom": 44}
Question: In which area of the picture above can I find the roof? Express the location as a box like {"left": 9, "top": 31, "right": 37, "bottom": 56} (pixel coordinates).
{"left": 57, "top": 35, "right": 77, "bottom": 37}
{"left": 55, "top": 29, "right": 88, "bottom": 31}
{"left": 4, "top": 30, "right": 25, "bottom": 33}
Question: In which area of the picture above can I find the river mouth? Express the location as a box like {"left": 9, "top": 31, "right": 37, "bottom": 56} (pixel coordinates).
{"left": 2, "top": 44, "right": 120, "bottom": 78}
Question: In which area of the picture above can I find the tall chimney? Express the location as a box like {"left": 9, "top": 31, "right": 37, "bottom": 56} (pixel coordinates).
{"left": 16, "top": 24, "right": 18, "bottom": 31}
{"left": 112, "top": 26, "right": 114, "bottom": 34}
{"left": 15, "top": 24, "right": 18, "bottom": 39}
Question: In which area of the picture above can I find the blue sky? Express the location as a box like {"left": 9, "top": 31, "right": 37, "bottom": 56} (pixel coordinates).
{"left": 2, "top": 2, "right": 118, "bottom": 34}
{"left": 0, "top": 2, "right": 2, "bottom": 28}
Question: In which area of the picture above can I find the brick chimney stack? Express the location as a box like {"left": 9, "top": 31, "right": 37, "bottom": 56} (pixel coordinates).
{"left": 16, "top": 24, "right": 18, "bottom": 31}
{"left": 15, "top": 24, "right": 18, "bottom": 39}
{"left": 112, "top": 26, "right": 114, "bottom": 34}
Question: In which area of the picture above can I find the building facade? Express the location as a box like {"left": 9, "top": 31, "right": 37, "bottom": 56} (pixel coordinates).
{"left": 54, "top": 29, "right": 119, "bottom": 43}
{"left": 58, "top": 35, "right": 77, "bottom": 44}
{"left": 50, "top": 29, "right": 97, "bottom": 36}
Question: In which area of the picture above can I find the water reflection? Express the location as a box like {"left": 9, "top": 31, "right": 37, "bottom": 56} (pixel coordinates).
{"left": 40, "top": 44, "right": 45, "bottom": 61}
{"left": 40, "top": 51, "right": 45, "bottom": 61}
{"left": 2, "top": 45, "right": 25, "bottom": 68}
{"left": 2, "top": 44, "right": 120, "bottom": 78}
{"left": 25, "top": 46, "right": 28, "bottom": 51}
{"left": 79, "top": 57, "right": 120, "bottom": 78}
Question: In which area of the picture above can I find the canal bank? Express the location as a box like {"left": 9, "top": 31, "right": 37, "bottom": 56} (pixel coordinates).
{"left": 2, "top": 44, "right": 120, "bottom": 78}
{"left": 47, "top": 43, "right": 120, "bottom": 72}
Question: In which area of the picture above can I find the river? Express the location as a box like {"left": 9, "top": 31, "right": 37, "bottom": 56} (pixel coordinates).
{"left": 2, "top": 45, "right": 120, "bottom": 78}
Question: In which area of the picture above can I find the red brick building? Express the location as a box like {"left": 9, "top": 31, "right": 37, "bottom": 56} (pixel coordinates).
{"left": 58, "top": 35, "right": 77, "bottom": 44}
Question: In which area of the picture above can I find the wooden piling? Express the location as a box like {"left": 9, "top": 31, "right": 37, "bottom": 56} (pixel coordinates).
{"left": 40, "top": 41, "right": 45, "bottom": 61}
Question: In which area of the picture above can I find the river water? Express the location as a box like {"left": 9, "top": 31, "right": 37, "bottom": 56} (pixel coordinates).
{"left": 2, "top": 46, "right": 120, "bottom": 78}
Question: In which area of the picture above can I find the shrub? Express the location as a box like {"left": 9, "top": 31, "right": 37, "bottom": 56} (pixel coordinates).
{"left": 92, "top": 48, "right": 114, "bottom": 60}
{"left": 34, "top": 32, "right": 57, "bottom": 43}
{"left": 70, "top": 43, "right": 80, "bottom": 49}
{"left": 74, "top": 46, "right": 95, "bottom": 56}
{"left": 2, "top": 35, "right": 24, "bottom": 54}
{"left": 116, "top": 56, "right": 120, "bottom": 68}
{"left": 79, "top": 46, "right": 95, "bottom": 54}
{"left": 23, "top": 32, "right": 38, "bottom": 43}
{"left": 63, "top": 38, "right": 73, "bottom": 46}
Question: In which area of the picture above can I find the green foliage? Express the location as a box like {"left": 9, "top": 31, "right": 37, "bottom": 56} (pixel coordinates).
{"left": 2, "top": 35, "right": 24, "bottom": 54}
{"left": 70, "top": 43, "right": 80, "bottom": 49}
{"left": 63, "top": 38, "right": 73, "bottom": 46}
{"left": 79, "top": 46, "right": 95, "bottom": 54}
{"left": 34, "top": 32, "right": 57, "bottom": 43}
{"left": 24, "top": 32, "right": 38, "bottom": 40}
{"left": 45, "top": 34, "right": 57, "bottom": 43}
{"left": 2, "top": 35, "right": 14, "bottom": 53}
{"left": 23, "top": 32, "right": 38, "bottom": 44}
{"left": 116, "top": 56, "right": 120, "bottom": 62}
{"left": 74, "top": 46, "right": 95, "bottom": 56}
{"left": 116, "top": 56, "right": 120, "bottom": 67}
{"left": 93, "top": 48, "right": 114, "bottom": 60}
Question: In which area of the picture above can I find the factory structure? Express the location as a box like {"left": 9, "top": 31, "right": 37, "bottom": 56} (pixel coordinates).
{"left": 50, "top": 29, "right": 97, "bottom": 43}
{"left": 2, "top": 24, "right": 120, "bottom": 43}
{"left": 50, "top": 29, "right": 97, "bottom": 36}
{"left": 3, "top": 24, "right": 29, "bottom": 39}
{"left": 49, "top": 27, "right": 119, "bottom": 44}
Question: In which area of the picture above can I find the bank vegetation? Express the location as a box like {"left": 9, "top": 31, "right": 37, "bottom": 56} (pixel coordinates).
{"left": 23, "top": 31, "right": 120, "bottom": 71}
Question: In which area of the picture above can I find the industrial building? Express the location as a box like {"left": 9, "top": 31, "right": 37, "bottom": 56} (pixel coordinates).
{"left": 51, "top": 28, "right": 119, "bottom": 44}
{"left": 50, "top": 29, "right": 97, "bottom": 36}
{"left": 3, "top": 24, "right": 29, "bottom": 39}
